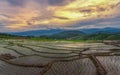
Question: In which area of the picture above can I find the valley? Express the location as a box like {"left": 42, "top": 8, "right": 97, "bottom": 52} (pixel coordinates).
{"left": 0, "top": 40, "right": 120, "bottom": 75}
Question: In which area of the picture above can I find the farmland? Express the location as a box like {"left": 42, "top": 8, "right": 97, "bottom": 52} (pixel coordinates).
{"left": 0, "top": 39, "right": 120, "bottom": 75}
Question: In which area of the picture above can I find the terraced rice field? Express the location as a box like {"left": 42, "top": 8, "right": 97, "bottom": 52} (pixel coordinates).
{"left": 0, "top": 40, "right": 120, "bottom": 75}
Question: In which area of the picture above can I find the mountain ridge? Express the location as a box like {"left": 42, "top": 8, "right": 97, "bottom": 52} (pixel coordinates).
{"left": 8, "top": 27, "right": 120, "bottom": 36}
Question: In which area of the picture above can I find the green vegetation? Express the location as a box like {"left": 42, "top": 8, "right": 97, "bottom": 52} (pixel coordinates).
{"left": 0, "top": 33, "right": 26, "bottom": 39}
{"left": 0, "top": 32, "right": 120, "bottom": 42}
{"left": 33, "top": 33, "right": 120, "bottom": 41}
{"left": 33, "top": 31, "right": 120, "bottom": 41}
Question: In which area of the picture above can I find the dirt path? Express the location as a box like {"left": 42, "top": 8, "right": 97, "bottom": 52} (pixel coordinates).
{"left": 89, "top": 55, "right": 107, "bottom": 75}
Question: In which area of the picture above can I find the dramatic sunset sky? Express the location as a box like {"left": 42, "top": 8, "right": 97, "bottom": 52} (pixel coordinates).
{"left": 0, "top": 0, "right": 120, "bottom": 32}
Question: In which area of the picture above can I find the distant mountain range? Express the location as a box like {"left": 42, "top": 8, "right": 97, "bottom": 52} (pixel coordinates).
{"left": 46, "top": 29, "right": 120, "bottom": 40}
{"left": 48, "top": 30, "right": 85, "bottom": 39}
{"left": 80, "top": 27, "right": 120, "bottom": 34}
{"left": 0, "top": 27, "right": 119, "bottom": 40}
{"left": 9, "top": 29, "right": 64, "bottom": 36}
{"left": 8, "top": 27, "right": 120, "bottom": 36}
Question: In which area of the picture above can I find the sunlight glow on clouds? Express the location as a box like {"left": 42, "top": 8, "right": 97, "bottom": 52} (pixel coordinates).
{"left": 0, "top": 0, "right": 120, "bottom": 32}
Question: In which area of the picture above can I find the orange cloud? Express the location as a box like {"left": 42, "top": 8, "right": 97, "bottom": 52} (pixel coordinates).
{"left": 1, "top": 0, "right": 120, "bottom": 30}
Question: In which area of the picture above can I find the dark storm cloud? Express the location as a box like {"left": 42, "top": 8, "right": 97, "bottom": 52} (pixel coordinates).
{"left": 46, "top": 0, "right": 73, "bottom": 6}
{"left": 47, "top": 0, "right": 65, "bottom": 5}
{"left": 79, "top": 7, "right": 107, "bottom": 13}
{"left": 73, "top": 15, "right": 120, "bottom": 28}
{"left": 6, "top": 0, "right": 25, "bottom": 6}
{"left": 6, "top": 0, "right": 72, "bottom": 6}
{"left": 35, "top": 0, "right": 65, "bottom": 6}
{"left": 80, "top": 9, "right": 93, "bottom": 13}
{"left": 97, "top": 7, "right": 106, "bottom": 11}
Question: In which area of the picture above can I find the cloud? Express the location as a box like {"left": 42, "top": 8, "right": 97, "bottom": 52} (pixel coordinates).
{"left": 0, "top": 0, "right": 120, "bottom": 32}
{"left": 6, "top": 0, "right": 26, "bottom": 6}
{"left": 53, "top": 16, "right": 69, "bottom": 20}
{"left": 47, "top": 0, "right": 65, "bottom": 5}
{"left": 72, "top": 15, "right": 120, "bottom": 29}
{"left": 46, "top": 0, "right": 73, "bottom": 6}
